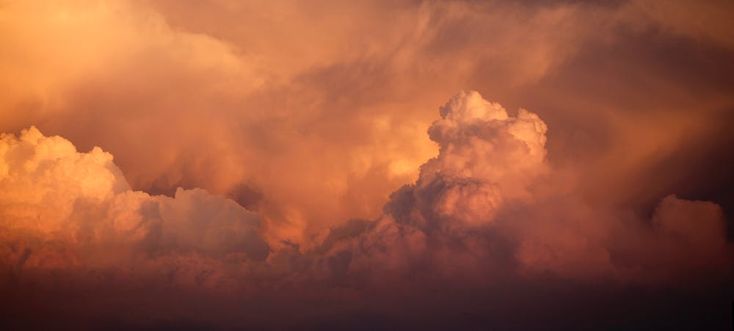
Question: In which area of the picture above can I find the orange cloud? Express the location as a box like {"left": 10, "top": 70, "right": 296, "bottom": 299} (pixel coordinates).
{"left": 2, "top": 92, "right": 729, "bottom": 301}
{"left": 1, "top": 0, "right": 734, "bottom": 329}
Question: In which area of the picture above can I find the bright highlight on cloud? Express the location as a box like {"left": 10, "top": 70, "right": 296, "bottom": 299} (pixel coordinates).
{"left": 0, "top": 127, "right": 269, "bottom": 289}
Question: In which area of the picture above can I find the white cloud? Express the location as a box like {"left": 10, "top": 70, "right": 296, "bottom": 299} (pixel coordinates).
{"left": 0, "top": 127, "right": 268, "bottom": 287}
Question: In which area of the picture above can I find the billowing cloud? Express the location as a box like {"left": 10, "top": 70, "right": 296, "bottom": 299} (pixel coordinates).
{"left": 5, "top": 91, "right": 730, "bottom": 329}
{"left": 1, "top": 0, "right": 734, "bottom": 329}
{"left": 327, "top": 91, "right": 732, "bottom": 284}
{"left": 13, "top": 0, "right": 733, "bottom": 247}
{"left": 0, "top": 127, "right": 269, "bottom": 290}
{"left": 389, "top": 91, "right": 548, "bottom": 230}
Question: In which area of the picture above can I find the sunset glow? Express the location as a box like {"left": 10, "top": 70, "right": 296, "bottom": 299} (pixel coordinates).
{"left": 1, "top": 1, "right": 733, "bottom": 330}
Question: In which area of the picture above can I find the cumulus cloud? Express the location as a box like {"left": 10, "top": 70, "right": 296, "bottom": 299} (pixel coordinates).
{"left": 2, "top": 92, "right": 731, "bottom": 284}
{"left": 390, "top": 91, "right": 548, "bottom": 230}
{"left": 9, "top": 0, "right": 714, "bottom": 246}
{"left": 331, "top": 91, "right": 731, "bottom": 284}
{"left": 4, "top": 1, "right": 733, "bottom": 250}
{"left": 0, "top": 127, "right": 269, "bottom": 289}
{"left": 2, "top": 0, "right": 734, "bottom": 328}
{"left": 0, "top": 91, "right": 732, "bottom": 329}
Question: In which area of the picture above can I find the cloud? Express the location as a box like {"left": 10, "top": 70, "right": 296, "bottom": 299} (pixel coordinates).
{"left": 0, "top": 127, "right": 269, "bottom": 289}
{"left": 0, "top": 0, "right": 633, "bottom": 246}
{"left": 4, "top": 1, "right": 732, "bottom": 250}
{"left": 0, "top": 91, "right": 732, "bottom": 329}
{"left": 391, "top": 91, "right": 548, "bottom": 230}
{"left": 620, "top": 0, "right": 734, "bottom": 50}
{"left": 337, "top": 91, "right": 731, "bottom": 284}
{"left": 1, "top": 0, "right": 734, "bottom": 328}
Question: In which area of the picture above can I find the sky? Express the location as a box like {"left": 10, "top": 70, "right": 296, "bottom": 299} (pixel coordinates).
{"left": 1, "top": 0, "right": 733, "bottom": 329}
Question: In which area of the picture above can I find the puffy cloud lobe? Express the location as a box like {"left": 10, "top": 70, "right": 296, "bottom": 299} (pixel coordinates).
{"left": 387, "top": 91, "right": 548, "bottom": 231}
{"left": 0, "top": 127, "right": 129, "bottom": 235}
{"left": 0, "top": 127, "right": 269, "bottom": 287}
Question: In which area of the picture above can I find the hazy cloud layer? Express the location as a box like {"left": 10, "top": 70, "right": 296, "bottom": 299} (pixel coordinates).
{"left": 1, "top": 0, "right": 734, "bottom": 329}
{"left": 1, "top": 92, "right": 731, "bottom": 329}
{"left": 3, "top": 0, "right": 732, "bottom": 246}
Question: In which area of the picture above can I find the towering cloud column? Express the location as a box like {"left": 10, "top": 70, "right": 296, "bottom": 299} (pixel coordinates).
{"left": 338, "top": 91, "right": 731, "bottom": 284}
{"left": 387, "top": 90, "right": 548, "bottom": 231}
